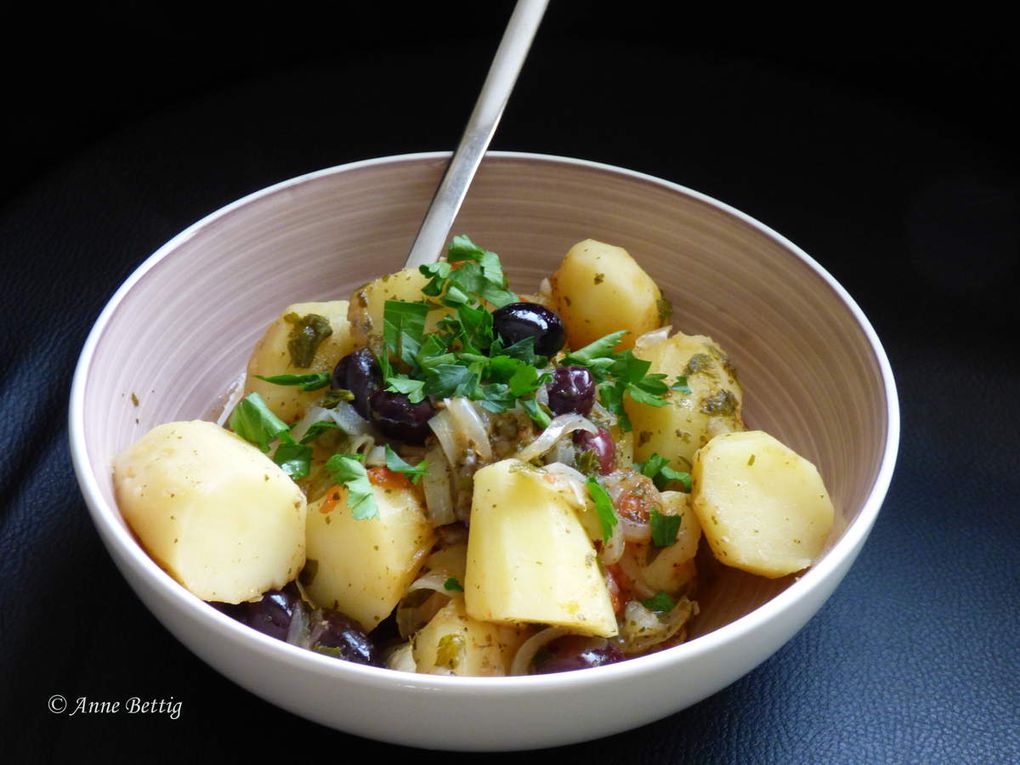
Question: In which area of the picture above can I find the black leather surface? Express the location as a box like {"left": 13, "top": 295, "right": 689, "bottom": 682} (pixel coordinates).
{"left": 2, "top": 4, "right": 1018, "bottom": 762}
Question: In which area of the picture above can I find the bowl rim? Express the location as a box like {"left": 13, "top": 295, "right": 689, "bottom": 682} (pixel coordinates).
{"left": 68, "top": 150, "right": 900, "bottom": 692}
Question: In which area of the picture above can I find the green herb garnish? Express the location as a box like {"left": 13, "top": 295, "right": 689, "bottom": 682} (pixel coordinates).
{"left": 273, "top": 441, "right": 312, "bottom": 480}
{"left": 229, "top": 392, "right": 291, "bottom": 452}
{"left": 636, "top": 452, "right": 693, "bottom": 492}
{"left": 299, "top": 420, "right": 341, "bottom": 444}
{"left": 254, "top": 372, "right": 331, "bottom": 391}
{"left": 586, "top": 476, "right": 618, "bottom": 542}
{"left": 443, "top": 577, "right": 465, "bottom": 592}
{"left": 384, "top": 445, "right": 428, "bottom": 484}
{"left": 285, "top": 313, "right": 333, "bottom": 368}
{"left": 642, "top": 592, "right": 676, "bottom": 613}
{"left": 325, "top": 454, "right": 378, "bottom": 520}
{"left": 650, "top": 509, "right": 682, "bottom": 547}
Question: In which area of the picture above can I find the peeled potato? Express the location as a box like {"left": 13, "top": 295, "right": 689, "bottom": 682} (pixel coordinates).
{"left": 244, "top": 300, "right": 355, "bottom": 424}
{"left": 692, "top": 430, "right": 835, "bottom": 578}
{"left": 347, "top": 268, "right": 450, "bottom": 350}
{"left": 113, "top": 420, "right": 306, "bottom": 603}
{"left": 626, "top": 328, "right": 744, "bottom": 471}
{"left": 465, "top": 459, "right": 617, "bottom": 637}
{"left": 412, "top": 599, "right": 525, "bottom": 676}
{"left": 305, "top": 479, "right": 434, "bottom": 631}
{"left": 551, "top": 239, "right": 667, "bottom": 350}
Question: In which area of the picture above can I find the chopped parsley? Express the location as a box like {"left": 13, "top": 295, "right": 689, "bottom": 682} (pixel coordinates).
{"left": 325, "top": 454, "right": 378, "bottom": 520}
{"left": 384, "top": 445, "right": 428, "bottom": 484}
{"left": 586, "top": 476, "right": 618, "bottom": 542}
{"left": 229, "top": 392, "right": 291, "bottom": 452}
{"left": 642, "top": 592, "right": 676, "bottom": 613}
{"left": 650, "top": 509, "right": 682, "bottom": 547}
{"left": 272, "top": 441, "right": 312, "bottom": 480}
{"left": 254, "top": 372, "right": 331, "bottom": 391}
{"left": 443, "top": 577, "right": 465, "bottom": 592}
{"left": 420, "top": 234, "right": 517, "bottom": 309}
{"left": 636, "top": 452, "right": 693, "bottom": 492}
{"left": 285, "top": 313, "right": 333, "bottom": 368}
{"left": 298, "top": 420, "right": 341, "bottom": 444}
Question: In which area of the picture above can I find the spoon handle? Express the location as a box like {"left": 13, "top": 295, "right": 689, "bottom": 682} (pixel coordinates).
{"left": 404, "top": 0, "right": 549, "bottom": 270}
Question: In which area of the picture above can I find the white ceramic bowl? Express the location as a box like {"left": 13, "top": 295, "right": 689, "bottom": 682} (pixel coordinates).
{"left": 69, "top": 152, "right": 898, "bottom": 750}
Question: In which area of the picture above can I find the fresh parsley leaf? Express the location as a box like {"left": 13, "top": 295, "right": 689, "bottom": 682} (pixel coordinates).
{"left": 586, "top": 476, "right": 618, "bottom": 542}
{"left": 492, "top": 335, "right": 546, "bottom": 367}
{"left": 447, "top": 234, "right": 489, "bottom": 263}
{"left": 298, "top": 419, "right": 341, "bottom": 444}
{"left": 273, "top": 441, "right": 312, "bottom": 480}
{"left": 508, "top": 364, "right": 549, "bottom": 397}
{"left": 637, "top": 452, "right": 693, "bottom": 492}
{"left": 325, "top": 454, "right": 378, "bottom": 520}
{"left": 229, "top": 393, "right": 291, "bottom": 452}
{"left": 670, "top": 376, "right": 692, "bottom": 395}
{"left": 520, "top": 397, "right": 552, "bottom": 428}
{"left": 642, "top": 592, "right": 676, "bottom": 613}
{"left": 443, "top": 577, "right": 465, "bottom": 592}
{"left": 563, "top": 331, "right": 628, "bottom": 369}
{"left": 254, "top": 372, "right": 331, "bottom": 391}
{"left": 650, "top": 509, "right": 682, "bottom": 547}
{"left": 385, "top": 374, "right": 427, "bottom": 403}
{"left": 425, "top": 363, "right": 481, "bottom": 399}
{"left": 383, "top": 300, "right": 430, "bottom": 368}
{"left": 455, "top": 303, "right": 495, "bottom": 353}
{"left": 384, "top": 445, "right": 428, "bottom": 484}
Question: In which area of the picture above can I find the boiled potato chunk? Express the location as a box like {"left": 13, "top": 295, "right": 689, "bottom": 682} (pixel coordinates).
{"left": 640, "top": 491, "right": 702, "bottom": 595}
{"left": 551, "top": 239, "right": 666, "bottom": 350}
{"left": 113, "top": 420, "right": 306, "bottom": 603}
{"left": 244, "top": 300, "right": 355, "bottom": 424}
{"left": 626, "top": 328, "right": 744, "bottom": 470}
{"left": 412, "top": 599, "right": 525, "bottom": 676}
{"left": 465, "top": 459, "right": 617, "bottom": 637}
{"left": 348, "top": 268, "right": 449, "bottom": 349}
{"left": 305, "top": 481, "right": 434, "bottom": 631}
{"left": 692, "top": 430, "right": 835, "bottom": 578}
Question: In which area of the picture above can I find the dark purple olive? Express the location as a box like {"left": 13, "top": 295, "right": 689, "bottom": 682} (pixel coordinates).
{"left": 332, "top": 348, "right": 381, "bottom": 419}
{"left": 492, "top": 302, "right": 565, "bottom": 357}
{"left": 211, "top": 584, "right": 300, "bottom": 641}
{"left": 573, "top": 427, "right": 616, "bottom": 474}
{"left": 547, "top": 367, "right": 596, "bottom": 416}
{"left": 309, "top": 610, "right": 377, "bottom": 666}
{"left": 369, "top": 390, "right": 436, "bottom": 444}
{"left": 532, "top": 636, "right": 624, "bottom": 674}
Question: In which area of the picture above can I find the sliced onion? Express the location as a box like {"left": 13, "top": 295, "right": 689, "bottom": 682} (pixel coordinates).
{"left": 428, "top": 409, "right": 459, "bottom": 466}
{"left": 617, "top": 549, "right": 655, "bottom": 599}
{"left": 547, "top": 437, "right": 577, "bottom": 467}
{"left": 396, "top": 589, "right": 448, "bottom": 640}
{"left": 445, "top": 397, "right": 493, "bottom": 462}
{"left": 327, "top": 401, "right": 373, "bottom": 435}
{"left": 635, "top": 325, "right": 672, "bottom": 349}
{"left": 385, "top": 642, "right": 418, "bottom": 673}
{"left": 510, "top": 627, "right": 570, "bottom": 676}
{"left": 422, "top": 442, "right": 456, "bottom": 527}
{"left": 618, "top": 598, "right": 696, "bottom": 655}
{"left": 516, "top": 414, "right": 597, "bottom": 464}
{"left": 542, "top": 462, "right": 589, "bottom": 509}
{"left": 289, "top": 405, "right": 329, "bottom": 442}
{"left": 364, "top": 444, "right": 387, "bottom": 467}
{"left": 407, "top": 571, "right": 456, "bottom": 595}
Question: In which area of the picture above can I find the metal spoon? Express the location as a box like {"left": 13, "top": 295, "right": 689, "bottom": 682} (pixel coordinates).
{"left": 404, "top": 0, "right": 549, "bottom": 270}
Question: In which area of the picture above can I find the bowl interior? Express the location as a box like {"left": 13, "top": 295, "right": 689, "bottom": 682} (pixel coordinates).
{"left": 77, "top": 153, "right": 890, "bottom": 644}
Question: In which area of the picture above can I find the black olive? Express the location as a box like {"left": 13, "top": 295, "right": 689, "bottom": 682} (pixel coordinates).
{"left": 369, "top": 390, "right": 436, "bottom": 444}
{"left": 547, "top": 367, "right": 596, "bottom": 416}
{"left": 332, "top": 348, "right": 381, "bottom": 419}
{"left": 492, "top": 302, "right": 565, "bottom": 357}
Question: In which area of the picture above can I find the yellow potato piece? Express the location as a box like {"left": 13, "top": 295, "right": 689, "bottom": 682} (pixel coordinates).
{"left": 244, "top": 300, "right": 355, "bottom": 424}
{"left": 626, "top": 328, "right": 744, "bottom": 470}
{"left": 113, "top": 420, "right": 306, "bottom": 603}
{"left": 305, "top": 481, "right": 434, "bottom": 631}
{"left": 640, "top": 491, "right": 702, "bottom": 595}
{"left": 551, "top": 239, "right": 666, "bottom": 350}
{"left": 412, "top": 599, "right": 525, "bottom": 676}
{"left": 692, "top": 431, "right": 835, "bottom": 578}
{"left": 465, "top": 459, "right": 618, "bottom": 637}
{"left": 347, "top": 268, "right": 449, "bottom": 350}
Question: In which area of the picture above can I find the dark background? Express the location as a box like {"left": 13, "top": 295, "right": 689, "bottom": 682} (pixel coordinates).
{"left": 2, "top": 2, "right": 1017, "bottom": 762}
